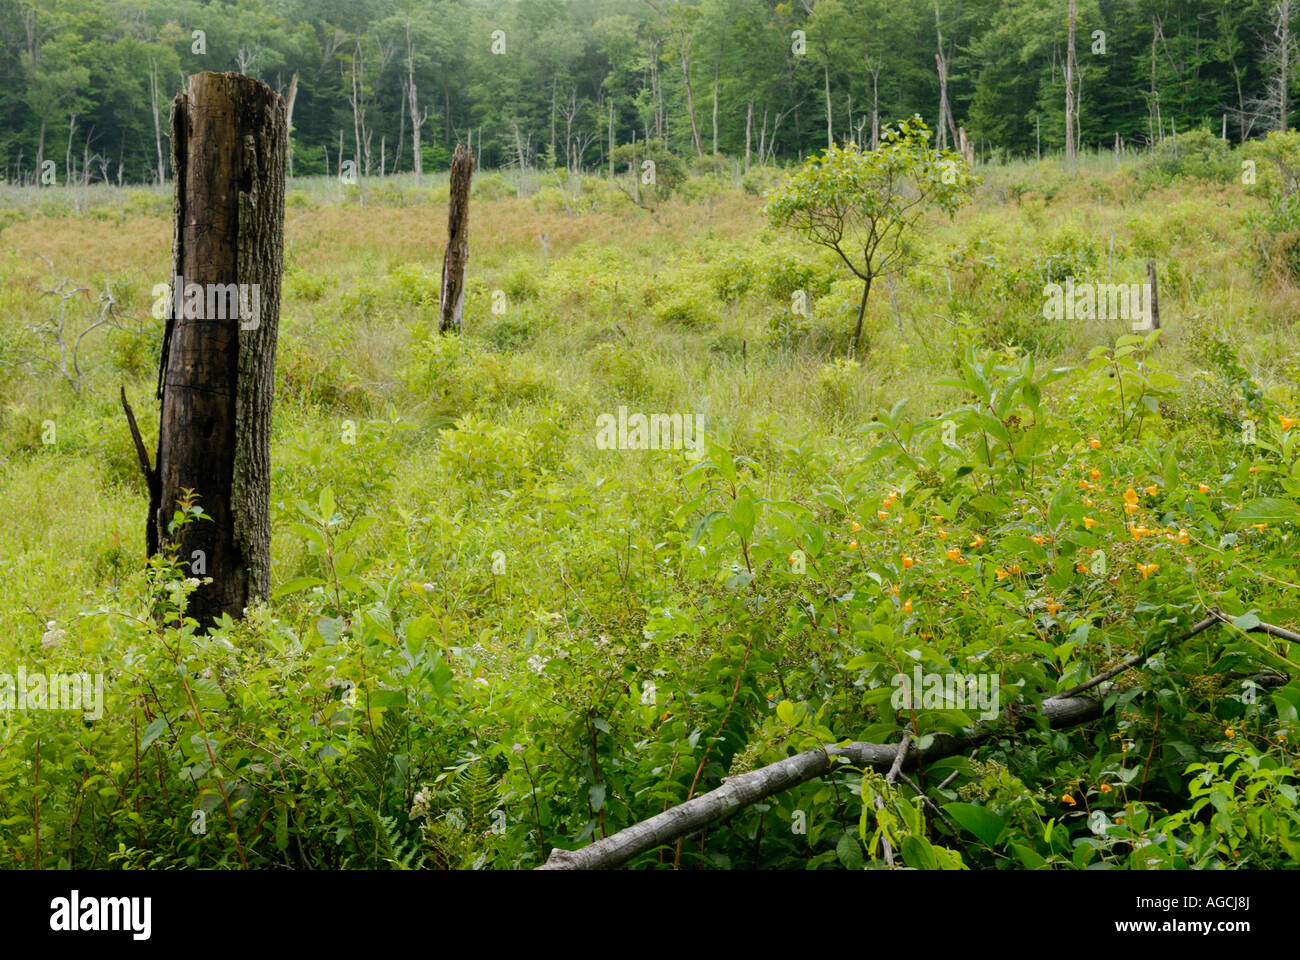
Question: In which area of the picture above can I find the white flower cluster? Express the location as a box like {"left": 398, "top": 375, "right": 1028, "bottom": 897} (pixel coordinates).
{"left": 410, "top": 785, "right": 434, "bottom": 819}
{"left": 41, "top": 620, "right": 66, "bottom": 651}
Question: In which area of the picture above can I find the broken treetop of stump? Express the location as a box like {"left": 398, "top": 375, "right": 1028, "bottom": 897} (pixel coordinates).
{"left": 187, "top": 70, "right": 282, "bottom": 94}
{"left": 176, "top": 72, "right": 285, "bottom": 114}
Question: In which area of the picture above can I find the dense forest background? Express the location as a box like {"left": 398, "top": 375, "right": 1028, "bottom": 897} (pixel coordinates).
{"left": 2, "top": 0, "right": 1296, "bottom": 185}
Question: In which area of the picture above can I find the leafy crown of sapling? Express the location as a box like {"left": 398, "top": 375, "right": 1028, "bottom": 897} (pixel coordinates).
{"left": 764, "top": 115, "right": 977, "bottom": 353}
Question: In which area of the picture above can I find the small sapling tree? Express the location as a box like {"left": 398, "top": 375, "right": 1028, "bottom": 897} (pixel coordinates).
{"left": 765, "top": 116, "right": 975, "bottom": 356}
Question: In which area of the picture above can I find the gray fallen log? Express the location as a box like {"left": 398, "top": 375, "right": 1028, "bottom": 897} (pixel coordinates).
{"left": 537, "top": 694, "right": 1100, "bottom": 870}
{"left": 537, "top": 610, "right": 1291, "bottom": 870}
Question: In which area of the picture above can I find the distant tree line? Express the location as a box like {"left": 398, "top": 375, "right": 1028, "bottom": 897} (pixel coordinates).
{"left": 0, "top": 0, "right": 1294, "bottom": 185}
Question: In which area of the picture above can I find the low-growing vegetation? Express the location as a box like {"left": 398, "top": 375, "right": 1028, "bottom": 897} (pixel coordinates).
{"left": 1, "top": 130, "right": 1298, "bottom": 870}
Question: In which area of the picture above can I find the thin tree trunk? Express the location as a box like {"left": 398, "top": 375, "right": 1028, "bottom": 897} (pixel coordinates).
{"left": 870, "top": 63, "right": 880, "bottom": 150}
{"left": 395, "top": 79, "right": 406, "bottom": 174}
{"left": 679, "top": 35, "right": 703, "bottom": 158}
{"left": 934, "top": 5, "right": 959, "bottom": 150}
{"left": 851, "top": 274, "right": 872, "bottom": 357}
{"left": 824, "top": 63, "right": 833, "bottom": 149}
{"left": 712, "top": 74, "right": 719, "bottom": 156}
{"left": 409, "top": 66, "right": 424, "bottom": 186}
{"left": 149, "top": 60, "right": 165, "bottom": 184}
{"left": 1282, "top": 0, "right": 1292, "bottom": 132}
{"left": 36, "top": 119, "right": 46, "bottom": 181}
{"left": 439, "top": 143, "right": 475, "bottom": 334}
{"left": 1065, "top": 0, "right": 1077, "bottom": 164}
{"left": 65, "top": 114, "right": 75, "bottom": 188}
{"left": 744, "top": 101, "right": 752, "bottom": 174}
{"left": 512, "top": 119, "right": 528, "bottom": 194}
{"left": 285, "top": 72, "right": 298, "bottom": 177}
{"left": 150, "top": 71, "right": 286, "bottom": 627}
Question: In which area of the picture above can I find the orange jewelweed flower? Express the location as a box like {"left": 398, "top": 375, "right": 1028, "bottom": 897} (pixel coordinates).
{"left": 1089, "top": 437, "right": 1101, "bottom": 449}
{"left": 1252, "top": 523, "right": 1268, "bottom": 532}
{"left": 1123, "top": 488, "right": 1139, "bottom": 505}
{"left": 1083, "top": 517, "right": 1099, "bottom": 529}
{"left": 1090, "top": 468, "right": 1102, "bottom": 481}
{"left": 1137, "top": 562, "right": 1160, "bottom": 579}
{"left": 1198, "top": 482, "right": 1211, "bottom": 494}
{"left": 901, "top": 554, "right": 915, "bottom": 569}
{"left": 1144, "top": 485, "right": 1159, "bottom": 496}
{"left": 849, "top": 540, "right": 858, "bottom": 549}
{"left": 945, "top": 548, "right": 962, "bottom": 562}
{"left": 1281, "top": 416, "right": 1299, "bottom": 432}
{"left": 1047, "top": 599, "right": 1063, "bottom": 616}
{"left": 970, "top": 534, "right": 984, "bottom": 547}
{"left": 1062, "top": 794, "right": 1076, "bottom": 806}
{"left": 1099, "top": 784, "right": 1112, "bottom": 794}
{"left": 851, "top": 521, "right": 862, "bottom": 532}
{"left": 903, "top": 599, "right": 913, "bottom": 614}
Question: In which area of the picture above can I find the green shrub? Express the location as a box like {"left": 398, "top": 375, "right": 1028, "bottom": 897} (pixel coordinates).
{"left": 482, "top": 305, "right": 547, "bottom": 351}
{"left": 384, "top": 262, "right": 440, "bottom": 306}
{"left": 1137, "top": 129, "right": 1235, "bottom": 185}
{"left": 283, "top": 266, "right": 331, "bottom": 302}
{"left": 587, "top": 340, "right": 653, "bottom": 398}
{"left": 653, "top": 283, "right": 719, "bottom": 327}
{"left": 501, "top": 259, "right": 542, "bottom": 302}
{"left": 473, "top": 173, "right": 513, "bottom": 201}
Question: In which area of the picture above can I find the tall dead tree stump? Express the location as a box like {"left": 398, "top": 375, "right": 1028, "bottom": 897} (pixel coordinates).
{"left": 147, "top": 72, "right": 286, "bottom": 627}
{"left": 439, "top": 142, "right": 475, "bottom": 333}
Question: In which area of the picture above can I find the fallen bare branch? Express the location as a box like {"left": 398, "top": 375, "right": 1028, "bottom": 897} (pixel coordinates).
{"left": 538, "top": 610, "right": 1294, "bottom": 870}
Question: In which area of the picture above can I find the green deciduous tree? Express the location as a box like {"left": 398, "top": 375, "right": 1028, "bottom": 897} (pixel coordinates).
{"left": 765, "top": 116, "right": 975, "bottom": 355}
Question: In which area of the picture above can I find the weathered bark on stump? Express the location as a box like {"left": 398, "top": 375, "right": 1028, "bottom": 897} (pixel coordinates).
{"left": 152, "top": 71, "right": 286, "bottom": 628}
{"left": 439, "top": 142, "right": 475, "bottom": 333}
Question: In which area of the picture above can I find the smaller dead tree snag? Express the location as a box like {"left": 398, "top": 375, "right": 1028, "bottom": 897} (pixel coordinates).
{"left": 439, "top": 142, "right": 475, "bottom": 334}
